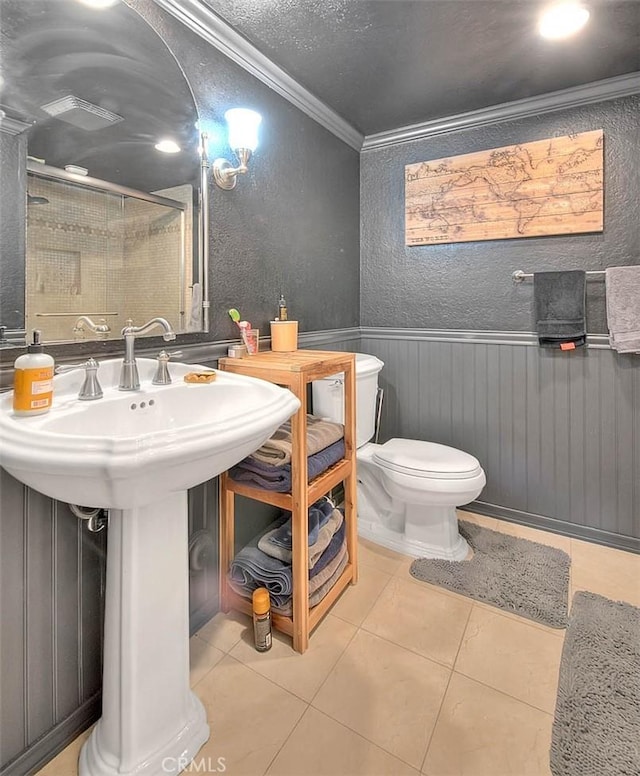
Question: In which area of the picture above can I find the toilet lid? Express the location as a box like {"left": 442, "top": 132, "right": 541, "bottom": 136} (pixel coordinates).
{"left": 373, "top": 438, "right": 483, "bottom": 480}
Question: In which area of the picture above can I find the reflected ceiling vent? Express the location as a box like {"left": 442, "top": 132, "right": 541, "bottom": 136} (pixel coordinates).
{"left": 40, "top": 95, "right": 123, "bottom": 131}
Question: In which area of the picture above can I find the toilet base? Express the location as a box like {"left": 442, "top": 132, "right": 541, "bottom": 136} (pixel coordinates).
{"left": 358, "top": 514, "right": 470, "bottom": 561}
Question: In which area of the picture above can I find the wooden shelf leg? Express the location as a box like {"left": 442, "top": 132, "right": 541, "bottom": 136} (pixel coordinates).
{"left": 218, "top": 472, "right": 235, "bottom": 613}
{"left": 291, "top": 375, "right": 310, "bottom": 653}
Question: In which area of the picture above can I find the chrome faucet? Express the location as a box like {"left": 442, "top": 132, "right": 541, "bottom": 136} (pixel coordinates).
{"left": 73, "top": 316, "right": 111, "bottom": 339}
{"left": 119, "top": 318, "right": 176, "bottom": 391}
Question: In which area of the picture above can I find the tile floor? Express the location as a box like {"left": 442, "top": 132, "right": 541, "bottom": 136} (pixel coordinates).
{"left": 36, "top": 510, "right": 640, "bottom": 776}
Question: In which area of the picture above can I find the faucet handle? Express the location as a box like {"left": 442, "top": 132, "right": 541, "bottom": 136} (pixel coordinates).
{"left": 56, "top": 358, "right": 103, "bottom": 401}
{"left": 152, "top": 350, "right": 183, "bottom": 385}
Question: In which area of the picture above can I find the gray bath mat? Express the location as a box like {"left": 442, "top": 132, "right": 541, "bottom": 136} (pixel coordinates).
{"left": 409, "top": 520, "right": 570, "bottom": 628}
{"left": 551, "top": 592, "right": 640, "bottom": 776}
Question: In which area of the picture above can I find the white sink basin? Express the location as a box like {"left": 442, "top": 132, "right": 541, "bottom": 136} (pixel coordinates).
{"left": 0, "top": 355, "right": 300, "bottom": 776}
{"left": 0, "top": 357, "right": 300, "bottom": 509}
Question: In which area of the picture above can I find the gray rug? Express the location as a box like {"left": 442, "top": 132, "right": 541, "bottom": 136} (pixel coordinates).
{"left": 409, "top": 520, "right": 570, "bottom": 628}
{"left": 551, "top": 592, "right": 640, "bottom": 776}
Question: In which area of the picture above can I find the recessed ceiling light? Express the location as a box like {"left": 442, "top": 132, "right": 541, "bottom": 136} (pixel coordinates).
{"left": 154, "top": 139, "right": 181, "bottom": 154}
{"left": 76, "top": 0, "right": 120, "bottom": 8}
{"left": 539, "top": 3, "right": 590, "bottom": 39}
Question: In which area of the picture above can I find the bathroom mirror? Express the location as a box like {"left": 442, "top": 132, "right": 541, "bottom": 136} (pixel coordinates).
{"left": 0, "top": 0, "right": 204, "bottom": 346}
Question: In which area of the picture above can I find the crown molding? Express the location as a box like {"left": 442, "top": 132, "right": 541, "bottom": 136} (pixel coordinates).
{"left": 362, "top": 71, "right": 640, "bottom": 151}
{"left": 152, "top": 0, "right": 363, "bottom": 151}
{"left": 0, "top": 113, "right": 31, "bottom": 136}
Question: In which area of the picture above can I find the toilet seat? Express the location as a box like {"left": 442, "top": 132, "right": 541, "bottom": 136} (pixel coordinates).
{"left": 373, "top": 438, "right": 483, "bottom": 480}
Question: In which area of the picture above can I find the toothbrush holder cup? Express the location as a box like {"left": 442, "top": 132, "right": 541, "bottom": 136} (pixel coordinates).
{"left": 241, "top": 328, "right": 260, "bottom": 355}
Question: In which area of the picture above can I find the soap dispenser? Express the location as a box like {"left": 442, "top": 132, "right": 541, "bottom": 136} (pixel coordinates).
{"left": 13, "top": 330, "right": 54, "bottom": 415}
{"left": 277, "top": 293, "right": 288, "bottom": 321}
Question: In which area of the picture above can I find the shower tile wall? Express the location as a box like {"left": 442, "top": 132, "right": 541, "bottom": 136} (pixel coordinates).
{"left": 121, "top": 184, "right": 193, "bottom": 333}
{"left": 26, "top": 177, "right": 119, "bottom": 342}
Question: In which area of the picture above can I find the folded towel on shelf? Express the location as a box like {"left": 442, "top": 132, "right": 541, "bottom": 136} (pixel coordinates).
{"left": 534, "top": 270, "right": 587, "bottom": 349}
{"left": 310, "top": 520, "right": 346, "bottom": 578}
{"left": 228, "top": 507, "right": 344, "bottom": 605}
{"left": 270, "top": 552, "right": 349, "bottom": 617}
{"left": 605, "top": 266, "right": 640, "bottom": 353}
{"left": 228, "top": 515, "right": 294, "bottom": 607}
{"left": 229, "top": 439, "right": 345, "bottom": 492}
{"left": 228, "top": 539, "right": 348, "bottom": 614}
{"left": 249, "top": 414, "right": 344, "bottom": 467}
{"left": 268, "top": 497, "right": 334, "bottom": 549}
{"left": 258, "top": 508, "right": 344, "bottom": 569}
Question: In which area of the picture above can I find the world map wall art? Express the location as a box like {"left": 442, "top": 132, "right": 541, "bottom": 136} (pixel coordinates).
{"left": 405, "top": 129, "right": 603, "bottom": 246}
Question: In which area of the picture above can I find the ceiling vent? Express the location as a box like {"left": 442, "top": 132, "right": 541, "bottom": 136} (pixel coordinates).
{"left": 40, "top": 95, "right": 124, "bottom": 131}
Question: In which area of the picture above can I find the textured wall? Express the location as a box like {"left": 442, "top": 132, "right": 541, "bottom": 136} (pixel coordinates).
{"left": 129, "top": 0, "right": 360, "bottom": 339}
{"left": 361, "top": 95, "right": 640, "bottom": 333}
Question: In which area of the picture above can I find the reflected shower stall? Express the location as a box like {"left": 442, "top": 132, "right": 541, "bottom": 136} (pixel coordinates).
{"left": 26, "top": 164, "right": 193, "bottom": 342}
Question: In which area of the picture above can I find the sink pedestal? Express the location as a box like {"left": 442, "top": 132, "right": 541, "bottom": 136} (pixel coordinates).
{"left": 79, "top": 492, "right": 209, "bottom": 776}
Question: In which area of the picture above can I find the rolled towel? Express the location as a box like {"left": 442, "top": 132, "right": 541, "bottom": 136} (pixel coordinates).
{"left": 259, "top": 508, "right": 344, "bottom": 569}
{"left": 270, "top": 552, "right": 349, "bottom": 617}
{"left": 249, "top": 414, "right": 344, "bottom": 467}
{"left": 269, "top": 497, "right": 334, "bottom": 549}
{"left": 534, "top": 270, "right": 586, "bottom": 349}
{"left": 228, "top": 514, "right": 294, "bottom": 607}
{"left": 605, "top": 266, "right": 640, "bottom": 353}
{"left": 228, "top": 540, "right": 348, "bottom": 614}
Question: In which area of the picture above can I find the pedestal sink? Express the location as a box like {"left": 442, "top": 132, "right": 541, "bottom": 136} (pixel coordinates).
{"left": 0, "top": 358, "right": 300, "bottom": 775}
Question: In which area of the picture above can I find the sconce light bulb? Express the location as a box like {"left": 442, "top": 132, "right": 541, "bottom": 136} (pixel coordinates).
{"left": 225, "top": 108, "right": 262, "bottom": 153}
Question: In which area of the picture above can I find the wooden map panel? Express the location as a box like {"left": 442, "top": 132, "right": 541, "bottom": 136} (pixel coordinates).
{"left": 405, "top": 130, "right": 603, "bottom": 246}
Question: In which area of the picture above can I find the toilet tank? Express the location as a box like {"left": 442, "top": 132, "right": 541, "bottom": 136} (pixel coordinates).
{"left": 312, "top": 353, "right": 384, "bottom": 448}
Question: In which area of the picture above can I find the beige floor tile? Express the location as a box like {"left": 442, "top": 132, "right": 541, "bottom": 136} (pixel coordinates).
{"left": 193, "top": 654, "right": 306, "bottom": 776}
{"left": 229, "top": 613, "right": 356, "bottom": 701}
{"left": 361, "top": 576, "right": 472, "bottom": 667}
{"left": 34, "top": 726, "right": 93, "bottom": 776}
{"left": 313, "top": 629, "right": 450, "bottom": 769}
{"left": 267, "top": 706, "right": 420, "bottom": 776}
{"left": 195, "top": 610, "right": 252, "bottom": 652}
{"left": 457, "top": 510, "right": 498, "bottom": 531}
{"left": 571, "top": 538, "right": 640, "bottom": 607}
{"left": 494, "top": 520, "right": 571, "bottom": 554}
{"left": 331, "top": 563, "right": 392, "bottom": 626}
{"left": 190, "top": 634, "right": 225, "bottom": 687}
{"left": 423, "top": 673, "right": 553, "bottom": 776}
{"left": 455, "top": 606, "right": 563, "bottom": 714}
{"left": 358, "top": 536, "right": 407, "bottom": 575}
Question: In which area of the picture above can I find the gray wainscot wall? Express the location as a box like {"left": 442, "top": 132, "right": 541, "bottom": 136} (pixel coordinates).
{"left": 360, "top": 94, "right": 640, "bottom": 552}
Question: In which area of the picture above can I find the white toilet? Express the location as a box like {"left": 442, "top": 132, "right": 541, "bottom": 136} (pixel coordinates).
{"left": 312, "top": 353, "right": 486, "bottom": 561}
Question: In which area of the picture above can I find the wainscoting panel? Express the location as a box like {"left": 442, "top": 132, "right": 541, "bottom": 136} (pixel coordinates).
{"left": 361, "top": 330, "right": 640, "bottom": 549}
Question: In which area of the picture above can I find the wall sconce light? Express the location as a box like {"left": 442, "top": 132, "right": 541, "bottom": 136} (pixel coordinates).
{"left": 212, "top": 108, "right": 262, "bottom": 190}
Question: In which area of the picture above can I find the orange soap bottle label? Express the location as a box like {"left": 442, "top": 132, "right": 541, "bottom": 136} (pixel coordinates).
{"left": 13, "top": 367, "right": 54, "bottom": 412}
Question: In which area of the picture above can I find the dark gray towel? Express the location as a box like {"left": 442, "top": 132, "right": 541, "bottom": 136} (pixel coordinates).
{"left": 534, "top": 270, "right": 586, "bottom": 349}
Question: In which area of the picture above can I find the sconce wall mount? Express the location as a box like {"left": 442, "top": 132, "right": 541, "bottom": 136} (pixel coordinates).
{"left": 213, "top": 108, "right": 262, "bottom": 190}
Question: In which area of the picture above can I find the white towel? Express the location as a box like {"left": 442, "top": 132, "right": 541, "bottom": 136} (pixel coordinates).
{"left": 605, "top": 266, "right": 640, "bottom": 353}
{"left": 187, "top": 282, "right": 202, "bottom": 332}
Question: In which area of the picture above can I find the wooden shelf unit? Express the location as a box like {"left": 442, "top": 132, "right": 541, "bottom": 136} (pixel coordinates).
{"left": 218, "top": 349, "right": 357, "bottom": 653}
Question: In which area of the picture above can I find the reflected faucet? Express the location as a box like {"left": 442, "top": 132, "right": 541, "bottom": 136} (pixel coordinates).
{"left": 119, "top": 318, "right": 176, "bottom": 391}
{"left": 73, "top": 316, "right": 111, "bottom": 339}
